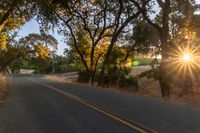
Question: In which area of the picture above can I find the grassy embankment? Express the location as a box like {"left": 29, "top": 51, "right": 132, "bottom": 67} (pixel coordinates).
{"left": 0, "top": 75, "right": 7, "bottom": 102}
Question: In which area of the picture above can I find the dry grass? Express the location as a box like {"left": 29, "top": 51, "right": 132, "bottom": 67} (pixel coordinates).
{"left": 137, "top": 77, "right": 200, "bottom": 106}
{"left": 129, "top": 67, "right": 162, "bottom": 98}
{"left": 169, "top": 93, "right": 200, "bottom": 106}
{"left": 0, "top": 75, "right": 7, "bottom": 102}
{"left": 43, "top": 75, "right": 77, "bottom": 84}
{"left": 137, "top": 73, "right": 200, "bottom": 107}
{"left": 43, "top": 75, "right": 67, "bottom": 83}
{"left": 138, "top": 77, "right": 161, "bottom": 98}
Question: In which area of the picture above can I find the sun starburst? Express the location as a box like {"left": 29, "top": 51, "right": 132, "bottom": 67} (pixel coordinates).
{"left": 183, "top": 53, "right": 191, "bottom": 62}
{"left": 170, "top": 45, "right": 200, "bottom": 77}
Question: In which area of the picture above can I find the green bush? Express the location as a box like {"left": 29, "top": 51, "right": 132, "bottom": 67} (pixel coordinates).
{"left": 119, "top": 76, "right": 139, "bottom": 91}
{"left": 101, "top": 66, "right": 131, "bottom": 86}
{"left": 77, "top": 69, "right": 89, "bottom": 83}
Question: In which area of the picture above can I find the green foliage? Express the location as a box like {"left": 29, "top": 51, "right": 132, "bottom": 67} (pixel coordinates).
{"left": 77, "top": 69, "right": 90, "bottom": 83}
{"left": 30, "top": 57, "right": 51, "bottom": 74}
{"left": 98, "top": 47, "right": 133, "bottom": 86}
{"left": 119, "top": 76, "right": 139, "bottom": 91}
{"left": 101, "top": 65, "right": 132, "bottom": 86}
{"left": 53, "top": 56, "right": 77, "bottom": 73}
{"left": 0, "top": 33, "right": 58, "bottom": 72}
{"left": 132, "top": 21, "right": 160, "bottom": 50}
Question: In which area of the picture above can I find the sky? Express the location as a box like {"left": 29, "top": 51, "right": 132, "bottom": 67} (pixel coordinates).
{"left": 18, "top": 0, "right": 200, "bottom": 55}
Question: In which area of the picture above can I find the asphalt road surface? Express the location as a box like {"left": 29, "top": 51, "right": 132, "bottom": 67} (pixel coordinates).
{"left": 0, "top": 77, "right": 200, "bottom": 133}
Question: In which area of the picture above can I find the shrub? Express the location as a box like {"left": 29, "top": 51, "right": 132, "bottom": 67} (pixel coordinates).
{"left": 77, "top": 69, "right": 89, "bottom": 83}
{"left": 101, "top": 65, "right": 132, "bottom": 86}
{"left": 119, "top": 76, "right": 139, "bottom": 91}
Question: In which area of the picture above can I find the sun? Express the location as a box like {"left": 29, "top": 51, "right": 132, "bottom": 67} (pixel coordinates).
{"left": 182, "top": 53, "right": 191, "bottom": 62}
{"left": 169, "top": 45, "right": 200, "bottom": 79}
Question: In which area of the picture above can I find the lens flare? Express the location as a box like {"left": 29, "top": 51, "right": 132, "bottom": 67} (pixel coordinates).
{"left": 182, "top": 53, "right": 191, "bottom": 62}
{"left": 170, "top": 46, "right": 200, "bottom": 77}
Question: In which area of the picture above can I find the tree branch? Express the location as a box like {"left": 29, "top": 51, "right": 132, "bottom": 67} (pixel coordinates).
{"left": 156, "top": 0, "right": 164, "bottom": 8}
{"left": 56, "top": 13, "right": 90, "bottom": 73}
{"left": 0, "top": 3, "right": 16, "bottom": 32}
{"left": 131, "top": 0, "right": 161, "bottom": 31}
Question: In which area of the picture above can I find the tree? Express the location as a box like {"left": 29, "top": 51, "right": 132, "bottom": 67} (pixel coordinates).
{"left": 97, "top": 0, "right": 142, "bottom": 85}
{"left": 122, "top": 21, "right": 160, "bottom": 61}
{"left": 0, "top": 33, "right": 58, "bottom": 72}
{"left": 36, "top": 0, "right": 140, "bottom": 85}
{"left": 65, "top": 25, "right": 109, "bottom": 84}
{"left": 132, "top": 0, "right": 200, "bottom": 97}
{"left": 169, "top": 1, "right": 200, "bottom": 96}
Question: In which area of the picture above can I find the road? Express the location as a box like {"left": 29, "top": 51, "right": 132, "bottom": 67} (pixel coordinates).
{"left": 0, "top": 77, "right": 200, "bottom": 133}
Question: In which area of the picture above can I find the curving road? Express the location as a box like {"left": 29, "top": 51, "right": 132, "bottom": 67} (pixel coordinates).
{"left": 0, "top": 76, "right": 200, "bottom": 133}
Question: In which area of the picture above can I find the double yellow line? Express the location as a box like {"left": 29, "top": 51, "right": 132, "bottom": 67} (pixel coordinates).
{"left": 26, "top": 78, "right": 158, "bottom": 133}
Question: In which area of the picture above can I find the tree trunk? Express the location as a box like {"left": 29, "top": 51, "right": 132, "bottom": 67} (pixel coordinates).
{"left": 159, "top": 59, "right": 171, "bottom": 97}
{"left": 89, "top": 45, "right": 95, "bottom": 86}
{"left": 157, "top": 0, "right": 171, "bottom": 98}
{"left": 97, "top": 10, "right": 141, "bottom": 86}
{"left": 89, "top": 69, "right": 95, "bottom": 86}
{"left": 98, "top": 37, "right": 117, "bottom": 86}
{"left": 159, "top": 31, "right": 171, "bottom": 97}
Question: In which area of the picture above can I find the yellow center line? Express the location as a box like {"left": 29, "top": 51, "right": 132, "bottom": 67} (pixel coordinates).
{"left": 26, "top": 77, "right": 158, "bottom": 133}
